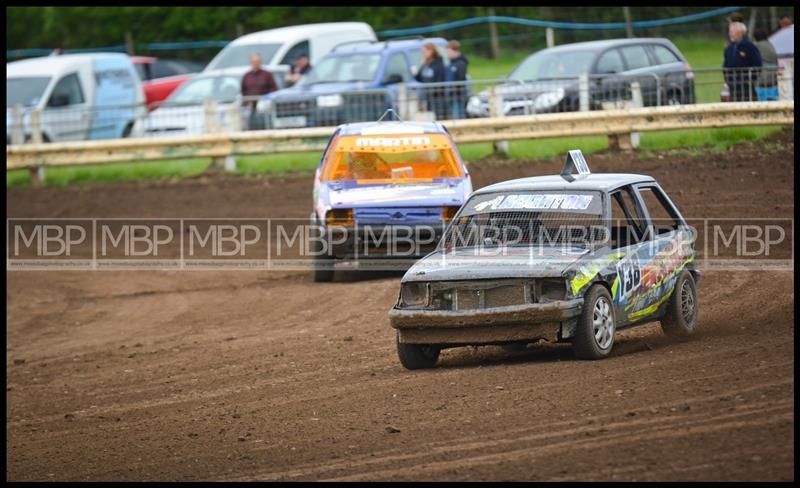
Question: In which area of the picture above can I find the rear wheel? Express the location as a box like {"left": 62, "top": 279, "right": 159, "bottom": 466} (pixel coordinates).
{"left": 396, "top": 332, "right": 440, "bottom": 369}
{"left": 572, "top": 284, "right": 616, "bottom": 360}
{"left": 660, "top": 270, "right": 698, "bottom": 337}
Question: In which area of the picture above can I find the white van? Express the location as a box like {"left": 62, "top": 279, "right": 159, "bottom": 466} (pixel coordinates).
{"left": 6, "top": 53, "right": 146, "bottom": 143}
{"left": 203, "top": 22, "right": 376, "bottom": 73}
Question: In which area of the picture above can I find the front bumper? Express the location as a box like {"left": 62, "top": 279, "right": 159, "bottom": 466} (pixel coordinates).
{"left": 390, "top": 298, "right": 584, "bottom": 345}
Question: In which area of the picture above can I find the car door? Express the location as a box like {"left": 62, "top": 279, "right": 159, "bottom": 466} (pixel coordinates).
{"left": 42, "top": 72, "right": 90, "bottom": 141}
{"left": 647, "top": 43, "right": 691, "bottom": 105}
{"left": 592, "top": 48, "right": 628, "bottom": 108}
{"left": 381, "top": 51, "right": 413, "bottom": 112}
{"left": 607, "top": 185, "right": 653, "bottom": 326}
{"left": 615, "top": 183, "right": 694, "bottom": 325}
{"left": 618, "top": 44, "right": 660, "bottom": 106}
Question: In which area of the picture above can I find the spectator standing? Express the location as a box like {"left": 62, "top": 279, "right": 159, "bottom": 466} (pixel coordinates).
{"left": 723, "top": 22, "right": 762, "bottom": 101}
{"left": 241, "top": 53, "right": 278, "bottom": 129}
{"left": 284, "top": 55, "right": 312, "bottom": 88}
{"left": 753, "top": 30, "right": 779, "bottom": 101}
{"left": 445, "top": 40, "right": 469, "bottom": 119}
{"left": 777, "top": 14, "right": 793, "bottom": 31}
{"left": 724, "top": 11, "right": 746, "bottom": 47}
{"left": 414, "top": 42, "right": 447, "bottom": 120}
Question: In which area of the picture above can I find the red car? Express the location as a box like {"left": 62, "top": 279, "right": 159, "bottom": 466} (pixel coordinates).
{"left": 131, "top": 56, "right": 204, "bottom": 110}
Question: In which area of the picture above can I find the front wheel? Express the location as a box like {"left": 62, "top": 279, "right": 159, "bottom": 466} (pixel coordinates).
{"left": 396, "top": 332, "right": 440, "bottom": 369}
{"left": 572, "top": 284, "right": 616, "bottom": 360}
{"left": 660, "top": 270, "right": 698, "bottom": 337}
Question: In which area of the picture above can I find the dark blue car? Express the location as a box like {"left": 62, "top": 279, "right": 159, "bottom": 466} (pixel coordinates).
{"left": 256, "top": 38, "right": 450, "bottom": 129}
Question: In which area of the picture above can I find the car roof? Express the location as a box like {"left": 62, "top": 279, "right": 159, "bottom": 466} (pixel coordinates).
{"left": 330, "top": 37, "right": 447, "bottom": 55}
{"left": 474, "top": 173, "right": 656, "bottom": 194}
{"left": 7, "top": 53, "right": 131, "bottom": 77}
{"left": 230, "top": 22, "right": 375, "bottom": 45}
{"left": 337, "top": 120, "right": 448, "bottom": 136}
{"left": 537, "top": 37, "right": 678, "bottom": 55}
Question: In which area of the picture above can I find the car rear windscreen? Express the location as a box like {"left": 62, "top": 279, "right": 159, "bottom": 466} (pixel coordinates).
{"left": 322, "top": 134, "right": 463, "bottom": 183}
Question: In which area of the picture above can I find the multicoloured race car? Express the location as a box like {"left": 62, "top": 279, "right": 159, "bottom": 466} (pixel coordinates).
{"left": 389, "top": 150, "right": 700, "bottom": 369}
{"left": 311, "top": 117, "right": 472, "bottom": 282}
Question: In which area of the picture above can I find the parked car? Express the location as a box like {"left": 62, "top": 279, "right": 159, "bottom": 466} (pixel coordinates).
{"left": 310, "top": 117, "right": 472, "bottom": 282}
{"left": 257, "top": 38, "right": 451, "bottom": 129}
{"left": 6, "top": 53, "right": 146, "bottom": 143}
{"left": 466, "top": 38, "right": 696, "bottom": 118}
{"left": 389, "top": 150, "right": 699, "bottom": 369}
{"left": 131, "top": 56, "right": 204, "bottom": 109}
{"left": 142, "top": 67, "right": 289, "bottom": 137}
{"left": 204, "top": 22, "right": 376, "bottom": 74}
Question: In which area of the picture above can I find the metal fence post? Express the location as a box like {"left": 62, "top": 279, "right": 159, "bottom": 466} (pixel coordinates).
{"left": 578, "top": 73, "right": 590, "bottom": 112}
{"left": 30, "top": 109, "right": 43, "bottom": 144}
{"left": 29, "top": 109, "right": 46, "bottom": 184}
{"left": 629, "top": 81, "right": 642, "bottom": 149}
{"left": 489, "top": 85, "right": 509, "bottom": 156}
{"left": 224, "top": 104, "right": 241, "bottom": 172}
{"left": 397, "top": 83, "right": 408, "bottom": 120}
{"left": 203, "top": 99, "right": 228, "bottom": 171}
{"left": 11, "top": 104, "right": 24, "bottom": 145}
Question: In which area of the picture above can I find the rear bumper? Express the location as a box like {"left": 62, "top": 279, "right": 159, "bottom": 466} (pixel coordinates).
{"left": 326, "top": 224, "right": 444, "bottom": 260}
{"left": 390, "top": 299, "right": 583, "bottom": 344}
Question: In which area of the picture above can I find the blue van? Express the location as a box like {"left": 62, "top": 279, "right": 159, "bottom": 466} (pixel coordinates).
{"left": 256, "top": 38, "right": 454, "bottom": 129}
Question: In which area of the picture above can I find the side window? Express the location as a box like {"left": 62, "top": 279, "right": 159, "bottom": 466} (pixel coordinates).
{"left": 407, "top": 49, "right": 423, "bottom": 73}
{"left": 609, "top": 187, "right": 645, "bottom": 248}
{"left": 620, "top": 45, "right": 652, "bottom": 70}
{"left": 384, "top": 53, "right": 410, "bottom": 82}
{"left": 637, "top": 186, "right": 682, "bottom": 237}
{"left": 47, "top": 73, "right": 85, "bottom": 107}
{"left": 279, "top": 40, "right": 310, "bottom": 65}
{"left": 651, "top": 45, "right": 681, "bottom": 65}
{"left": 596, "top": 49, "right": 624, "bottom": 74}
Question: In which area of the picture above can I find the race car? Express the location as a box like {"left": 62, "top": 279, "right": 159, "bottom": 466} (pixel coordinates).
{"left": 310, "top": 115, "right": 472, "bottom": 282}
{"left": 389, "top": 150, "right": 700, "bottom": 369}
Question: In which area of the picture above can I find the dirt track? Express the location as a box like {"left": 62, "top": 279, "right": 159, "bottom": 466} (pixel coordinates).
{"left": 6, "top": 133, "right": 795, "bottom": 481}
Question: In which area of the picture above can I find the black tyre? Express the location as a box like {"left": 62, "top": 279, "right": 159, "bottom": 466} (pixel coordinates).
{"left": 665, "top": 89, "right": 683, "bottom": 106}
{"left": 311, "top": 224, "right": 335, "bottom": 283}
{"left": 396, "top": 332, "right": 440, "bottom": 369}
{"left": 660, "top": 270, "right": 698, "bottom": 338}
{"left": 572, "top": 284, "right": 616, "bottom": 360}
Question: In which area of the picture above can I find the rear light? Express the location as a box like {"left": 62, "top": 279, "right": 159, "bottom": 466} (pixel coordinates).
{"left": 442, "top": 206, "right": 460, "bottom": 223}
{"left": 325, "top": 208, "right": 354, "bottom": 227}
{"left": 684, "top": 62, "right": 694, "bottom": 80}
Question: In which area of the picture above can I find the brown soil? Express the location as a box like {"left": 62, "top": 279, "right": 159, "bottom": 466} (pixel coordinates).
{"left": 6, "top": 132, "right": 794, "bottom": 481}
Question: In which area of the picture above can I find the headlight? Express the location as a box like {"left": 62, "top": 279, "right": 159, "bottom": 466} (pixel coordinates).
{"left": 533, "top": 88, "right": 565, "bottom": 111}
{"left": 317, "top": 94, "right": 344, "bottom": 108}
{"left": 256, "top": 99, "right": 272, "bottom": 113}
{"left": 401, "top": 282, "right": 428, "bottom": 307}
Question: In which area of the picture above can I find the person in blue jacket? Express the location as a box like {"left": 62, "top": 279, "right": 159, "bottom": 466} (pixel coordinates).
{"left": 415, "top": 43, "right": 447, "bottom": 120}
{"left": 723, "top": 22, "right": 762, "bottom": 101}
{"left": 445, "top": 40, "right": 469, "bottom": 119}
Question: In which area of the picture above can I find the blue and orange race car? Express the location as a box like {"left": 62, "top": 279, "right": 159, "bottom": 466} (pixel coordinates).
{"left": 310, "top": 118, "right": 472, "bottom": 281}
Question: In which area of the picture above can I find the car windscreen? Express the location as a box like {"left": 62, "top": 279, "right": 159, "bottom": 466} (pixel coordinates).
{"left": 166, "top": 76, "right": 241, "bottom": 104}
{"left": 509, "top": 50, "right": 596, "bottom": 81}
{"left": 206, "top": 43, "right": 282, "bottom": 71}
{"left": 300, "top": 54, "right": 381, "bottom": 85}
{"left": 442, "top": 190, "right": 605, "bottom": 249}
{"left": 322, "top": 134, "right": 463, "bottom": 183}
{"left": 7, "top": 77, "right": 51, "bottom": 108}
